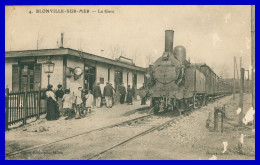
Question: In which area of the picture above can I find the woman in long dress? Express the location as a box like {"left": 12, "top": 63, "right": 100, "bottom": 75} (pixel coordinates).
{"left": 46, "top": 85, "right": 60, "bottom": 121}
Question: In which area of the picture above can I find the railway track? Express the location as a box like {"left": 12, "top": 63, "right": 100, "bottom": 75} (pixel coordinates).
{"left": 86, "top": 116, "right": 179, "bottom": 160}
{"left": 5, "top": 108, "right": 154, "bottom": 158}
{"left": 6, "top": 95, "right": 226, "bottom": 159}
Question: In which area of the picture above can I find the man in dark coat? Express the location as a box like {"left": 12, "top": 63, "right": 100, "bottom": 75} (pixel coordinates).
{"left": 119, "top": 83, "right": 126, "bottom": 104}
{"left": 93, "top": 82, "right": 102, "bottom": 108}
{"left": 126, "top": 85, "right": 133, "bottom": 105}
{"left": 55, "top": 84, "right": 64, "bottom": 115}
{"left": 140, "top": 83, "right": 147, "bottom": 105}
{"left": 103, "top": 82, "right": 113, "bottom": 108}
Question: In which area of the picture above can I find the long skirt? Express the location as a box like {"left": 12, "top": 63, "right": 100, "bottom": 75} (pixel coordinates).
{"left": 57, "top": 98, "right": 63, "bottom": 114}
{"left": 120, "top": 94, "right": 125, "bottom": 104}
{"left": 46, "top": 98, "right": 60, "bottom": 121}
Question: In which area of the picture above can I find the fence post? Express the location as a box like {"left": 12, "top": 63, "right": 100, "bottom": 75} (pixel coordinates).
{"left": 23, "top": 91, "right": 28, "bottom": 125}
{"left": 214, "top": 107, "right": 219, "bottom": 131}
{"left": 221, "top": 108, "right": 224, "bottom": 133}
{"left": 37, "top": 90, "right": 41, "bottom": 119}
{"left": 5, "top": 88, "right": 9, "bottom": 131}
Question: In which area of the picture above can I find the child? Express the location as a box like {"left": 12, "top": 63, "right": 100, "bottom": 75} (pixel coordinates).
{"left": 85, "top": 90, "right": 94, "bottom": 114}
{"left": 62, "top": 89, "right": 73, "bottom": 119}
{"left": 75, "top": 86, "right": 83, "bottom": 119}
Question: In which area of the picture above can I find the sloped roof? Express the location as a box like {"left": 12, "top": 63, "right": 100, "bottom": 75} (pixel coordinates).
{"left": 5, "top": 48, "right": 146, "bottom": 72}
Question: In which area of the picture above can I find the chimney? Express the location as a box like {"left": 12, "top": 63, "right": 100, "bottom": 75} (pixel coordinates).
{"left": 60, "top": 33, "right": 64, "bottom": 48}
{"left": 165, "top": 30, "right": 174, "bottom": 52}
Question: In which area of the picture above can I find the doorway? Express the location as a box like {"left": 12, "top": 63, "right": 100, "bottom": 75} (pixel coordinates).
{"left": 84, "top": 65, "right": 96, "bottom": 92}
{"left": 114, "top": 71, "right": 123, "bottom": 91}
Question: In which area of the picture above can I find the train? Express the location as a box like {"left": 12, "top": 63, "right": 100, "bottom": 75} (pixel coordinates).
{"left": 145, "top": 30, "right": 233, "bottom": 114}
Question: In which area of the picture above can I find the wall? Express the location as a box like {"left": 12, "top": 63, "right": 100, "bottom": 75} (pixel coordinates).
{"left": 137, "top": 71, "right": 145, "bottom": 89}
{"left": 109, "top": 67, "right": 115, "bottom": 88}
{"left": 37, "top": 56, "right": 63, "bottom": 90}
{"left": 128, "top": 71, "right": 133, "bottom": 87}
{"left": 5, "top": 58, "right": 18, "bottom": 89}
{"left": 96, "top": 63, "right": 108, "bottom": 94}
{"left": 123, "top": 70, "right": 128, "bottom": 87}
{"left": 66, "top": 56, "right": 84, "bottom": 94}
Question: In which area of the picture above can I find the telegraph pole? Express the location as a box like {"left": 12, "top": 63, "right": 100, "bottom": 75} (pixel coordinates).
{"left": 233, "top": 56, "right": 236, "bottom": 99}
{"left": 251, "top": 5, "right": 255, "bottom": 128}
{"left": 239, "top": 68, "right": 245, "bottom": 126}
{"left": 251, "top": 5, "right": 255, "bottom": 109}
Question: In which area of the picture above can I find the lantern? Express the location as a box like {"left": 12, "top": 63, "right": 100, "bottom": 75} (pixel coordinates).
{"left": 43, "top": 59, "right": 55, "bottom": 73}
{"left": 43, "top": 57, "right": 55, "bottom": 87}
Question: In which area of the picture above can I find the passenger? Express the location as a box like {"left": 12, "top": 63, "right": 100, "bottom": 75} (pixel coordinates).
{"left": 75, "top": 86, "right": 83, "bottom": 118}
{"left": 85, "top": 90, "right": 94, "bottom": 114}
{"left": 126, "top": 85, "right": 133, "bottom": 105}
{"left": 81, "top": 89, "right": 87, "bottom": 108}
{"left": 140, "top": 83, "right": 147, "bottom": 105}
{"left": 55, "top": 84, "right": 64, "bottom": 115}
{"left": 103, "top": 82, "right": 113, "bottom": 108}
{"left": 119, "top": 82, "right": 126, "bottom": 104}
{"left": 46, "top": 85, "right": 60, "bottom": 121}
{"left": 62, "top": 89, "right": 73, "bottom": 119}
{"left": 110, "top": 82, "right": 116, "bottom": 106}
{"left": 93, "top": 82, "right": 102, "bottom": 108}
{"left": 132, "top": 84, "right": 136, "bottom": 100}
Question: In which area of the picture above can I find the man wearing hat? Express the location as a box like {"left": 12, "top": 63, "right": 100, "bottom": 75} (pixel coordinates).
{"left": 103, "top": 82, "right": 113, "bottom": 108}
{"left": 93, "top": 82, "right": 102, "bottom": 108}
{"left": 55, "top": 84, "right": 64, "bottom": 115}
{"left": 119, "top": 82, "right": 126, "bottom": 104}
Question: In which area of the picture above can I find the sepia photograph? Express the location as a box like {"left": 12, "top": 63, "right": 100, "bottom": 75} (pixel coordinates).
{"left": 5, "top": 5, "right": 255, "bottom": 160}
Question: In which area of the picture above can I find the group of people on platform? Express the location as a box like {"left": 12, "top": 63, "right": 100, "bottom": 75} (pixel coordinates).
{"left": 45, "top": 84, "right": 94, "bottom": 120}
{"left": 45, "top": 82, "right": 138, "bottom": 121}
{"left": 118, "top": 83, "right": 135, "bottom": 105}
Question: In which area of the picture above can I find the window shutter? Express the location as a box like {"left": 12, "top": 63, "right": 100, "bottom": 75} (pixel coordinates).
{"left": 12, "top": 64, "right": 20, "bottom": 92}
{"left": 34, "top": 64, "right": 42, "bottom": 90}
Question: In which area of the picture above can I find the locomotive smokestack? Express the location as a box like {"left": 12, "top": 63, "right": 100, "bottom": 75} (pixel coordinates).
{"left": 165, "top": 30, "right": 174, "bottom": 52}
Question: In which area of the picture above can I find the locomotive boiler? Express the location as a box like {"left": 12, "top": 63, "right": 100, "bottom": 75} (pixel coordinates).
{"left": 148, "top": 30, "right": 229, "bottom": 114}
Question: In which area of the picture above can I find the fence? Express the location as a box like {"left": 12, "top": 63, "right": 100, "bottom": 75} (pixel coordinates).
{"left": 5, "top": 88, "right": 47, "bottom": 130}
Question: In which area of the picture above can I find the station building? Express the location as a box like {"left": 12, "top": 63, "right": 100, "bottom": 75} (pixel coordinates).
{"left": 5, "top": 48, "right": 146, "bottom": 94}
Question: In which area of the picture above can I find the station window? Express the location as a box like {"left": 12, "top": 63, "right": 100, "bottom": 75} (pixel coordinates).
{"left": 12, "top": 63, "right": 41, "bottom": 91}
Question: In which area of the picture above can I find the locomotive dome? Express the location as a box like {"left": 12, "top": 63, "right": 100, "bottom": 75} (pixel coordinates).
{"left": 173, "top": 46, "right": 186, "bottom": 63}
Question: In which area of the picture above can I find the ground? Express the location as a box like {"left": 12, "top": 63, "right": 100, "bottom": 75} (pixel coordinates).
{"left": 5, "top": 94, "right": 255, "bottom": 160}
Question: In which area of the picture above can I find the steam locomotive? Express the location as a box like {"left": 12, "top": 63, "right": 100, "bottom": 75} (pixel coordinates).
{"left": 147, "top": 30, "right": 233, "bottom": 114}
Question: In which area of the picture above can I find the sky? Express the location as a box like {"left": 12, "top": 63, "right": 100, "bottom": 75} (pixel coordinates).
{"left": 5, "top": 5, "right": 252, "bottom": 78}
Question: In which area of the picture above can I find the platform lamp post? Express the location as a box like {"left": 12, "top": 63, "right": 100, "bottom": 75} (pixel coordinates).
{"left": 43, "top": 57, "right": 55, "bottom": 87}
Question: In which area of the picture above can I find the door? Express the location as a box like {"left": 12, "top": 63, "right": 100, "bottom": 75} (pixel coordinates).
{"left": 84, "top": 65, "right": 96, "bottom": 92}
{"left": 114, "top": 71, "right": 123, "bottom": 91}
